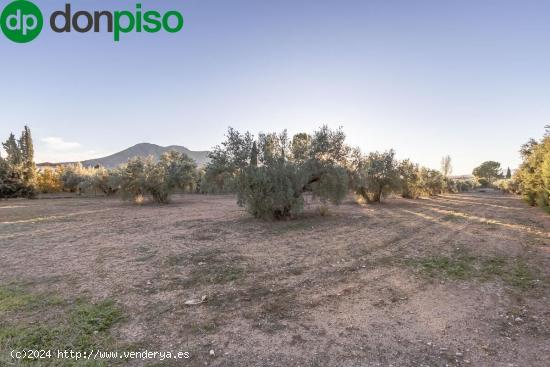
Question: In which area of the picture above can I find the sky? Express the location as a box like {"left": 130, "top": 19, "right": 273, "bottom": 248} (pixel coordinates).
{"left": 1, "top": 0, "right": 550, "bottom": 175}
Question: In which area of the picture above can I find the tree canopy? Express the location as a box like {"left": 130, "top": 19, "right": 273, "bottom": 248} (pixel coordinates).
{"left": 473, "top": 161, "right": 503, "bottom": 184}
{"left": 352, "top": 149, "right": 401, "bottom": 203}
{"left": 203, "top": 126, "right": 349, "bottom": 219}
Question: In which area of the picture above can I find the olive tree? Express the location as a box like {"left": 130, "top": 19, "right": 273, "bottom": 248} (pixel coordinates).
{"left": 91, "top": 167, "right": 119, "bottom": 196}
{"left": 118, "top": 151, "right": 197, "bottom": 204}
{"left": 399, "top": 159, "right": 423, "bottom": 199}
{"left": 148, "top": 150, "right": 197, "bottom": 202}
{"left": 419, "top": 168, "right": 444, "bottom": 196}
{"left": 59, "top": 163, "right": 93, "bottom": 193}
{"left": 201, "top": 128, "right": 254, "bottom": 193}
{"left": 118, "top": 157, "right": 148, "bottom": 202}
{"left": 206, "top": 126, "right": 349, "bottom": 219}
{"left": 352, "top": 150, "right": 401, "bottom": 203}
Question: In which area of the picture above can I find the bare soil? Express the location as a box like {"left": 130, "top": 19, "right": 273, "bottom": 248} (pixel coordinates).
{"left": 1, "top": 191, "right": 549, "bottom": 366}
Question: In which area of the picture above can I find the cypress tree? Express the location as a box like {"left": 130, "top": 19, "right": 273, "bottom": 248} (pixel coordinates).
{"left": 0, "top": 127, "right": 37, "bottom": 198}
{"left": 19, "top": 126, "right": 34, "bottom": 162}
{"left": 19, "top": 126, "right": 37, "bottom": 189}
{"left": 2, "top": 133, "right": 22, "bottom": 166}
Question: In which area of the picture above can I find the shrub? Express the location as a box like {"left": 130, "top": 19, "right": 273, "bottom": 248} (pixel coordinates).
{"left": 494, "top": 178, "right": 519, "bottom": 194}
{"left": 58, "top": 164, "right": 94, "bottom": 193}
{"left": 36, "top": 167, "right": 63, "bottom": 193}
{"left": 0, "top": 158, "right": 34, "bottom": 198}
{"left": 194, "top": 167, "right": 205, "bottom": 193}
{"left": 443, "top": 177, "right": 477, "bottom": 193}
{"left": 453, "top": 178, "right": 478, "bottom": 192}
{"left": 71, "top": 167, "right": 120, "bottom": 196}
{"left": 443, "top": 178, "right": 458, "bottom": 193}
{"left": 515, "top": 131, "right": 550, "bottom": 210}
{"left": 399, "top": 160, "right": 472, "bottom": 198}
{"left": 91, "top": 167, "right": 119, "bottom": 196}
{"left": 516, "top": 143, "right": 540, "bottom": 205}
{"left": 238, "top": 162, "right": 304, "bottom": 219}
{"left": 477, "top": 177, "right": 489, "bottom": 188}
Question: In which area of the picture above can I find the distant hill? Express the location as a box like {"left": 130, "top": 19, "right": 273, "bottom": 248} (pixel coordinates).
{"left": 39, "top": 143, "right": 210, "bottom": 168}
{"left": 450, "top": 174, "right": 475, "bottom": 179}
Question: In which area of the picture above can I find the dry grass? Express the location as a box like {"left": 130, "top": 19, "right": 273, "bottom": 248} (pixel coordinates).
{"left": 0, "top": 191, "right": 549, "bottom": 366}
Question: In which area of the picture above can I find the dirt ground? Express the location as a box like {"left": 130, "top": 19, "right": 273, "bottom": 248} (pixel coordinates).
{"left": 1, "top": 191, "right": 549, "bottom": 366}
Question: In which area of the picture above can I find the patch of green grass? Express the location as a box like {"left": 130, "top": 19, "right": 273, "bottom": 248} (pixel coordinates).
{"left": 479, "top": 257, "right": 507, "bottom": 279}
{"left": 0, "top": 286, "right": 40, "bottom": 312}
{"left": 0, "top": 286, "right": 63, "bottom": 312}
{"left": 165, "top": 249, "right": 248, "bottom": 287}
{"left": 478, "top": 257, "right": 539, "bottom": 289}
{"left": 71, "top": 299, "right": 123, "bottom": 335}
{"left": 1, "top": 300, "right": 122, "bottom": 350}
{"left": 414, "top": 253, "right": 476, "bottom": 279}
{"left": 409, "top": 252, "right": 541, "bottom": 290}
{"left": 0, "top": 286, "right": 125, "bottom": 366}
{"left": 503, "top": 260, "right": 537, "bottom": 290}
{"left": 164, "top": 264, "right": 248, "bottom": 291}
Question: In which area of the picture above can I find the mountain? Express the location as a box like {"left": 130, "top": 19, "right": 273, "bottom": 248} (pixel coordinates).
{"left": 82, "top": 143, "right": 210, "bottom": 168}
{"left": 40, "top": 143, "right": 210, "bottom": 168}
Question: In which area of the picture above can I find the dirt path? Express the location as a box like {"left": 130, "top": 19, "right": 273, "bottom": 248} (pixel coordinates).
{"left": 1, "top": 191, "right": 549, "bottom": 366}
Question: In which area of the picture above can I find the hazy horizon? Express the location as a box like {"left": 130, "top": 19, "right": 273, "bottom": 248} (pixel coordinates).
{"left": 11, "top": 130, "right": 528, "bottom": 176}
{"left": 2, "top": 0, "right": 550, "bottom": 175}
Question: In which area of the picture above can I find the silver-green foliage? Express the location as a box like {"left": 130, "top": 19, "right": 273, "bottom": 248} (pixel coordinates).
{"left": 398, "top": 160, "right": 472, "bottom": 198}
{"left": 209, "top": 126, "right": 349, "bottom": 219}
{"left": 352, "top": 149, "right": 401, "bottom": 203}
{"left": 420, "top": 168, "right": 444, "bottom": 196}
{"left": 200, "top": 127, "right": 254, "bottom": 194}
{"left": 399, "top": 159, "right": 423, "bottom": 199}
{"left": 117, "top": 151, "right": 197, "bottom": 203}
{"left": 59, "top": 164, "right": 89, "bottom": 193}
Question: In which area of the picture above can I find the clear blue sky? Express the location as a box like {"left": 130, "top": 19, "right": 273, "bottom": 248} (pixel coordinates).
{"left": 1, "top": 0, "right": 549, "bottom": 174}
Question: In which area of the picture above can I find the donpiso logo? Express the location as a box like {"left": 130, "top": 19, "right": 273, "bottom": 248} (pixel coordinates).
{"left": 1, "top": 0, "right": 184, "bottom": 43}
{"left": 1, "top": 0, "right": 43, "bottom": 43}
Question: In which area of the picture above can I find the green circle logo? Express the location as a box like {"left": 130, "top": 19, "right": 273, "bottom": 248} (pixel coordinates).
{"left": 1, "top": 0, "right": 43, "bottom": 43}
